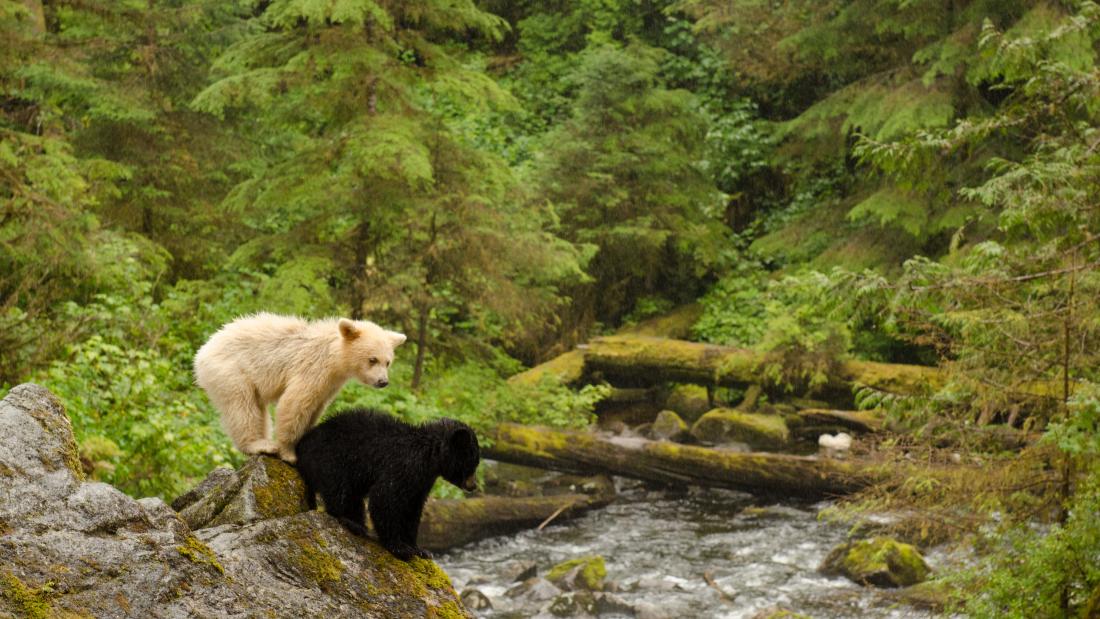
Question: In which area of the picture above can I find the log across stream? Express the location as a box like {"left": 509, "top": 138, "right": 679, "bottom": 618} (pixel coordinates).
{"left": 487, "top": 424, "right": 882, "bottom": 498}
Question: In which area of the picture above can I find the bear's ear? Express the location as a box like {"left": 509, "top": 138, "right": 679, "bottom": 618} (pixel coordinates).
{"left": 447, "top": 427, "right": 475, "bottom": 452}
{"left": 338, "top": 318, "right": 361, "bottom": 340}
{"left": 388, "top": 331, "right": 407, "bottom": 348}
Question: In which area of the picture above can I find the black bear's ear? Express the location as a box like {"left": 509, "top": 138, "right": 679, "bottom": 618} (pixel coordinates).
{"left": 447, "top": 427, "right": 475, "bottom": 452}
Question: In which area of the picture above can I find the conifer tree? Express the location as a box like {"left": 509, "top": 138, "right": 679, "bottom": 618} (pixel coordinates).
{"left": 195, "top": 0, "right": 587, "bottom": 379}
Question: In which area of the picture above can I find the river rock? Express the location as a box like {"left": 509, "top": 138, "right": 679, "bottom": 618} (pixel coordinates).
{"left": 690, "top": 408, "right": 790, "bottom": 449}
{"left": 547, "top": 555, "right": 607, "bottom": 591}
{"left": 650, "top": 410, "right": 689, "bottom": 442}
{"left": 503, "top": 560, "right": 540, "bottom": 582}
{"left": 820, "top": 537, "right": 931, "bottom": 587}
{"left": 546, "top": 590, "right": 634, "bottom": 618}
{"left": 461, "top": 587, "right": 493, "bottom": 610}
{"left": 0, "top": 383, "right": 471, "bottom": 618}
{"left": 549, "top": 590, "right": 598, "bottom": 616}
{"left": 507, "top": 577, "right": 563, "bottom": 602}
{"left": 662, "top": 384, "right": 712, "bottom": 422}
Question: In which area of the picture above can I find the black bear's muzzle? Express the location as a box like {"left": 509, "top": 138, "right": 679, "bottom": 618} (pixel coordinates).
{"left": 462, "top": 473, "right": 478, "bottom": 492}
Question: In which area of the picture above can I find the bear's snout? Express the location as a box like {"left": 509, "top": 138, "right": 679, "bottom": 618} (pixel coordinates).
{"left": 375, "top": 378, "right": 389, "bottom": 388}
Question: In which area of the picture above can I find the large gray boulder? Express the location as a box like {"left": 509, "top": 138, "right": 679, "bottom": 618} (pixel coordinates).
{"left": 0, "top": 383, "right": 470, "bottom": 618}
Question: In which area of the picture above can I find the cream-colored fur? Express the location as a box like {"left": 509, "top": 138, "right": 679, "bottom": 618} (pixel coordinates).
{"left": 194, "top": 313, "right": 406, "bottom": 463}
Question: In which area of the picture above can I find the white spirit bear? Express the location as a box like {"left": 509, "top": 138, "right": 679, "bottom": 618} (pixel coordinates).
{"left": 194, "top": 313, "right": 406, "bottom": 463}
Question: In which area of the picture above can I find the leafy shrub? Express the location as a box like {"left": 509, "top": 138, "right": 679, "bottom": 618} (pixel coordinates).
{"left": 38, "top": 335, "right": 240, "bottom": 499}
{"left": 695, "top": 261, "right": 850, "bottom": 392}
{"left": 331, "top": 361, "right": 609, "bottom": 437}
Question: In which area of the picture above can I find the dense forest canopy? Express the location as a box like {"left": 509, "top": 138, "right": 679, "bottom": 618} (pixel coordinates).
{"left": 3, "top": 0, "right": 1100, "bottom": 615}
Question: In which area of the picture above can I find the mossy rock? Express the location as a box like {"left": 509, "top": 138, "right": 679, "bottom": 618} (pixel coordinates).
{"left": 690, "top": 408, "right": 790, "bottom": 450}
{"left": 892, "top": 580, "right": 953, "bottom": 612}
{"left": 0, "top": 571, "right": 54, "bottom": 619}
{"left": 546, "top": 556, "right": 606, "bottom": 591}
{"left": 650, "top": 410, "right": 689, "bottom": 442}
{"left": 182, "top": 456, "right": 309, "bottom": 529}
{"left": 662, "top": 384, "right": 712, "bottom": 423}
{"left": 821, "top": 537, "right": 930, "bottom": 588}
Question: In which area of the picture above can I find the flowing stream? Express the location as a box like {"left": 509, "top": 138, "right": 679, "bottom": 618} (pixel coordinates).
{"left": 438, "top": 479, "right": 935, "bottom": 618}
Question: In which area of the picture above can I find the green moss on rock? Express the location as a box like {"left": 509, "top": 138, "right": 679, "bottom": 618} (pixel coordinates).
{"left": 822, "top": 537, "right": 930, "bottom": 588}
{"left": 690, "top": 408, "right": 790, "bottom": 449}
{"left": 251, "top": 457, "right": 308, "bottom": 519}
{"left": 547, "top": 556, "right": 606, "bottom": 591}
{"left": 427, "top": 599, "right": 467, "bottom": 619}
{"left": 289, "top": 533, "right": 344, "bottom": 584}
{"left": 650, "top": 410, "right": 689, "bottom": 441}
{"left": 1, "top": 572, "right": 53, "bottom": 619}
{"left": 176, "top": 534, "right": 225, "bottom": 575}
{"left": 663, "top": 384, "right": 712, "bottom": 422}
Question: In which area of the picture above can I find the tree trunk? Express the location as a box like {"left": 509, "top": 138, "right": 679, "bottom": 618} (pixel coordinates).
{"left": 417, "top": 493, "right": 612, "bottom": 551}
{"left": 349, "top": 220, "right": 371, "bottom": 320}
{"left": 487, "top": 424, "right": 879, "bottom": 498}
{"left": 23, "top": 0, "right": 45, "bottom": 33}
{"left": 411, "top": 306, "right": 428, "bottom": 390}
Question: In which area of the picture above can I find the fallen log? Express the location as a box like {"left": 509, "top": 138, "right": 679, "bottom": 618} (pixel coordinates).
{"left": 582, "top": 335, "right": 942, "bottom": 397}
{"left": 789, "top": 408, "right": 884, "bottom": 435}
{"left": 418, "top": 493, "right": 613, "bottom": 551}
{"left": 487, "top": 424, "right": 881, "bottom": 498}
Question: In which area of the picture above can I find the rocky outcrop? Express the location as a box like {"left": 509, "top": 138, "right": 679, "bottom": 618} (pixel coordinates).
{"left": 0, "top": 384, "right": 470, "bottom": 619}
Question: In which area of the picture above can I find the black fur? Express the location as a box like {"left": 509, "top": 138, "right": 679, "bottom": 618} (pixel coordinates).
{"left": 294, "top": 408, "right": 480, "bottom": 561}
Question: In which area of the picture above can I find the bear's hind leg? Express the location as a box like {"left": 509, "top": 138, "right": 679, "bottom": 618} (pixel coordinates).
{"left": 273, "top": 381, "right": 328, "bottom": 463}
{"left": 325, "top": 490, "right": 369, "bottom": 538}
{"left": 211, "top": 384, "right": 275, "bottom": 455}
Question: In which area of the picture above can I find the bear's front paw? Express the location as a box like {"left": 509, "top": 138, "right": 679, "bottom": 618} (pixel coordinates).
{"left": 384, "top": 543, "right": 418, "bottom": 561}
{"left": 413, "top": 547, "right": 433, "bottom": 560}
{"left": 277, "top": 446, "right": 298, "bottom": 464}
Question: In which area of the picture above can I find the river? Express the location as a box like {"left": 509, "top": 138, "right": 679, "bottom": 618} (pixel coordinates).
{"left": 438, "top": 479, "right": 935, "bottom": 618}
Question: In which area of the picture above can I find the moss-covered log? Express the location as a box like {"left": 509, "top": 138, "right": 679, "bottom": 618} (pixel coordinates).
{"left": 582, "top": 335, "right": 942, "bottom": 397}
{"left": 487, "top": 424, "right": 880, "bottom": 498}
{"left": 418, "top": 493, "right": 612, "bottom": 551}
{"left": 508, "top": 350, "right": 586, "bottom": 387}
{"left": 788, "top": 408, "right": 884, "bottom": 435}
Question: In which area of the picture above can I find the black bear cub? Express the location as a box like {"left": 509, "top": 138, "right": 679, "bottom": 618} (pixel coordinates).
{"left": 294, "top": 408, "right": 479, "bottom": 561}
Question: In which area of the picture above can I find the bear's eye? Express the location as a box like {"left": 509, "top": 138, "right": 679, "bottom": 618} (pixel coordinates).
{"left": 368, "top": 357, "right": 379, "bottom": 366}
